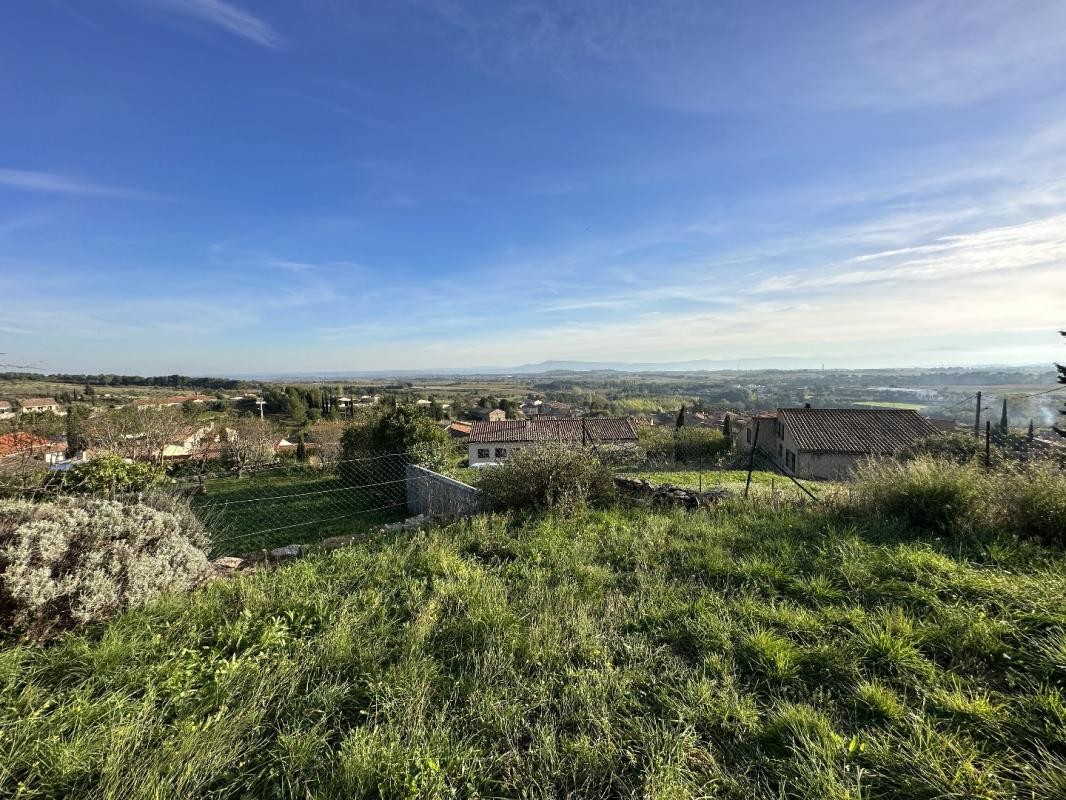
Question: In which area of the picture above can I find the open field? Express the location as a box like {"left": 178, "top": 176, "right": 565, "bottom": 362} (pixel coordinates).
{"left": 852, "top": 401, "right": 927, "bottom": 411}
{"left": 2, "top": 503, "right": 1064, "bottom": 798}
{"left": 190, "top": 468, "right": 406, "bottom": 556}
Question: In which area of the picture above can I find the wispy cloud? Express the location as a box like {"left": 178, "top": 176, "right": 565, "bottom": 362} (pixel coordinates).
{"left": 0, "top": 168, "right": 161, "bottom": 200}
{"left": 146, "top": 0, "right": 281, "bottom": 49}
{"left": 416, "top": 1, "right": 1066, "bottom": 112}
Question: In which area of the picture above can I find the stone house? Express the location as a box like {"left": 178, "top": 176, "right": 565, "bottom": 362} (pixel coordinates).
{"left": 468, "top": 406, "right": 507, "bottom": 422}
{"left": 468, "top": 417, "right": 638, "bottom": 466}
{"left": 738, "top": 407, "right": 939, "bottom": 479}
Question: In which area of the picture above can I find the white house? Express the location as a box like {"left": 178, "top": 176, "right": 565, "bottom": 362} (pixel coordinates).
{"left": 19, "top": 398, "right": 65, "bottom": 416}
{"left": 468, "top": 417, "right": 639, "bottom": 465}
{"left": 0, "top": 401, "right": 13, "bottom": 420}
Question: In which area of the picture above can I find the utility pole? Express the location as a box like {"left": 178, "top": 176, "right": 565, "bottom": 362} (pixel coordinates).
{"left": 973, "top": 391, "right": 981, "bottom": 438}
{"left": 744, "top": 419, "right": 761, "bottom": 498}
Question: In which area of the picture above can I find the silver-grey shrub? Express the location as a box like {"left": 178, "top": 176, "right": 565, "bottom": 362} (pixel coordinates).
{"left": 0, "top": 493, "right": 210, "bottom": 632}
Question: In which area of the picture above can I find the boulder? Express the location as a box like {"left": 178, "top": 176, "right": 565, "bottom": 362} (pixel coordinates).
{"left": 320, "top": 534, "right": 362, "bottom": 551}
{"left": 211, "top": 556, "right": 246, "bottom": 572}
{"left": 269, "top": 544, "right": 302, "bottom": 562}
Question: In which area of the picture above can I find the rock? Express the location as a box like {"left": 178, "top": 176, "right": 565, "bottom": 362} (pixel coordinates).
{"left": 240, "top": 549, "right": 270, "bottom": 564}
{"left": 270, "top": 544, "right": 302, "bottom": 562}
{"left": 211, "top": 556, "right": 246, "bottom": 572}
{"left": 402, "top": 514, "right": 427, "bottom": 531}
{"left": 320, "top": 534, "right": 361, "bottom": 551}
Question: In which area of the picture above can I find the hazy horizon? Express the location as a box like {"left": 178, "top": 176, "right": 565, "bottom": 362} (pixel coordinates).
{"left": 3, "top": 1, "right": 1065, "bottom": 374}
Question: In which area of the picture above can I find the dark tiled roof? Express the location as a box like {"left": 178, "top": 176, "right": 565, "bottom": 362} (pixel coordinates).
{"left": 469, "top": 417, "right": 638, "bottom": 444}
{"left": 777, "top": 407, "right": 938, "bottom": 454}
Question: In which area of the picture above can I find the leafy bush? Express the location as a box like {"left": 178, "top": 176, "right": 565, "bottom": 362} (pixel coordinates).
{"left": 637, "top": 425, "right": 729, "bottom": 465}
{"left": 0, "top": 494, "right": 210, "bottom": 633}
{"left": 850, "top": 456, "right": 986, "bottom": 535}
{"left": 65, "top": 453, "right": 166, "bottom": 497}
{"left": 674, "top": 426, "right": 730, "bottom": 462}
{"left": 339, "top": 405, "right": 452, "bottom": 503}
{"left": 476, "top": 443, "right": 616, "bottom": 513}
{"left": 591, "top": 442, "right": 645, "bottom": 467}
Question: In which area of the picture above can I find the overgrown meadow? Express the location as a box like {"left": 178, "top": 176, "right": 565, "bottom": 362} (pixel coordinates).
{"left": 2, "top": 498, "right": 1064, "bottom": 798}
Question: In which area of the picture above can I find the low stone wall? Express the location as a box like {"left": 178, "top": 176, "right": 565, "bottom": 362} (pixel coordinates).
{"left": 614, "top": 476, "right": 733, "bottom": 510}
{"left": 405, "top": 463, "right": 481, "bottom": 517}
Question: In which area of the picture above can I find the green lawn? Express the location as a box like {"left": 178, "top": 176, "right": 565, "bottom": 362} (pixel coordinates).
{"left": 190, "top": 467, "right": 406, "bottom": 556}
{"left": 623, "top": 467, "right": 827, "bottom": 500}
{"left": 2, "top": 503, "right": 1064, "bottom": 798}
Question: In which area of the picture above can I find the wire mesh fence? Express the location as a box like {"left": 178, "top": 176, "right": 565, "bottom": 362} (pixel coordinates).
{"left": 0, "top": 450, "right": 480, "bottom": 557}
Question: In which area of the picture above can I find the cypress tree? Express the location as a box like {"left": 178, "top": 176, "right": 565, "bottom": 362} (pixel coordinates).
{"left": 675, "top": 405, "right": 686, "bottom": 431}
{"left": 296, "top": 432, "right": 307, "bottom": 462}
{"left": 999, "top": 398, "right": 1009, "bottom": 433}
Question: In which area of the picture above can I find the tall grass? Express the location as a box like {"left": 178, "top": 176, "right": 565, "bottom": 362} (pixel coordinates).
{"left": 1, "top": 500, "right": 1064, "bottom": 798}
{"left": 850, "top": 455, "right": 1066, "bottom": 544}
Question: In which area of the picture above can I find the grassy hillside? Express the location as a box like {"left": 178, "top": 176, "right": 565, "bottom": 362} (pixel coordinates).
{"left": 2, "top": 503, "right": 1064, "bottom": 798}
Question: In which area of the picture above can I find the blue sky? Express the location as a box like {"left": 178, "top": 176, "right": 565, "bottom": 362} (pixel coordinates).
{"left": 2, "top": 0, "right": 1065, "bottom": 375}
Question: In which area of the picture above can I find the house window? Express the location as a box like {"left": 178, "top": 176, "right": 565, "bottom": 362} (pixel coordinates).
{"left": 746, "top": 429, "right": 752, "bottom": 444}
{"left": 775, "top": 422, "right": 785, "bottom": 439}
{"left": 778, "top": 443, "right": 783, "bottom": 458}
{"left": 494, "top": 447, "right": 507, "bottom": 459}
{"left": 785, "top": 450, "right": 796, "bottom": 471}
{"left": 477, "top": 448, "right": 489, "bottom": 459}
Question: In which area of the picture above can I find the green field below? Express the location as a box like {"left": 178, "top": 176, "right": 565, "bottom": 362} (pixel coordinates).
{"left": 3, "top": 503, "right": 1064, "bottom": 798}
{"left": 190, "top": 467, "right": 406, "bottom": 556}
{"left": 622, "top": 467, "right": 826, "bottom": 499}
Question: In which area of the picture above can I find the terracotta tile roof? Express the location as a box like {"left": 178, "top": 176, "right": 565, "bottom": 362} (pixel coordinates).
{"left": 0, "top": 432, "right": 62, "bottom": 457}
{"left": 20, "top": 398, "right": 59, "bottom": 408}
{"left": 469, "top": 417, "right": 638, "bottom": 445}
{"left": 777, "top": 407, "right": 938, "bottom": 454}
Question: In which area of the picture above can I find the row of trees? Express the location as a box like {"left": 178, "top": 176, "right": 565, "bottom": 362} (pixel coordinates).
{"left": 0, "top": 372, "right": 248, "bottom": 390}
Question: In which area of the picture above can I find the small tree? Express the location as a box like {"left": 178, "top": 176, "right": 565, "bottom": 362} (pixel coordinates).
{"left": 64, "top": 404, "right": 90, "bottom": 458}
{"left": 296, "top": 432, "right": 307, "bottom": 462}
{"left": 222, "top": 417, "right": 277, "bottom": 476}
{"left": 675, "top": 405, "right": 686, "bottom": 431}
{"left": 999, "top": 398, "right": 1009, "bottom": 434}
{"left": 67, "top": 454, "right": 165, "bottom": 499}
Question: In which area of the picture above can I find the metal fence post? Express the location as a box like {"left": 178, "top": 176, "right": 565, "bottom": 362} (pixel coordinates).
{"left": 744, "top": 419, "right": 761, "bottom": 498}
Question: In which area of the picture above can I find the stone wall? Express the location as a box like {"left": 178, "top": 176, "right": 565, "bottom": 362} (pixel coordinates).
{"left": 614, "top": 476, "right": 733, "bottom": 510}
{"left": 405, "top": 463, "right": 481, "bottom": 517}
